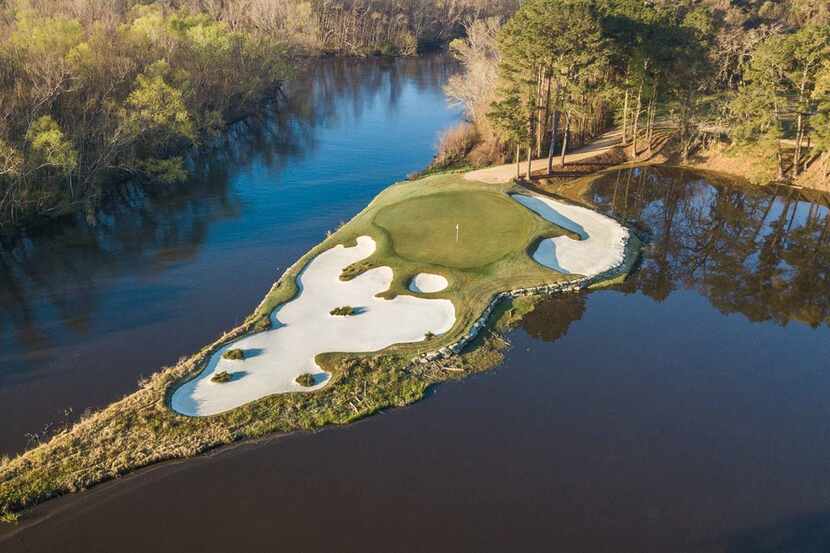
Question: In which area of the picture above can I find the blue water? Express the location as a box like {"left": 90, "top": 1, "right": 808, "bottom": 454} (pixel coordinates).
{"left": 0, "top": 55, "right": 462, "bottom": 454}
{"left": 4, "top": 62, "right": 830, "bottom": 553}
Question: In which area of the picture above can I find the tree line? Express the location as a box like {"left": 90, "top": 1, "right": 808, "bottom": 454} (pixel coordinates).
{"left": 443, "top": 0, "right": 830, "bottom": 186}
{"left": 0, "top": 0, "right": 518, "bottom": 230}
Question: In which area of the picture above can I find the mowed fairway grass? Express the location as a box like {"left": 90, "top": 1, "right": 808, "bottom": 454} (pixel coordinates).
{"left": 0, "top": 171, "right": 638, "bottom": 520}
{"left": 252, "top": 172, "right": 585, "bottom": 367}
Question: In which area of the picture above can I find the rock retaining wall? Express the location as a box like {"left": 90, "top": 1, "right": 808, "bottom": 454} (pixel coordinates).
{"left": 416, "top": 232, "right": 639, "bottom": 364}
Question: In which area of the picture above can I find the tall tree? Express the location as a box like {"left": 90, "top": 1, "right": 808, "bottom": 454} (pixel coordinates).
{"left": 731, "top": 25, "right": 830, "bottom": 179}
{"left": 492, "top": 0, "right": 606, "bottom": 177}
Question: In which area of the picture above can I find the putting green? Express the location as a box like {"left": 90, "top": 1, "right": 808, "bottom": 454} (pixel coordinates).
{"left": 373, "top": 191, "right": 536, "bottom": 269}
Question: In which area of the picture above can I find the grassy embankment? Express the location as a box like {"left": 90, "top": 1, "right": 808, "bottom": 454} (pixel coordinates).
{"left": 0, "top": 172, "right": 639, "bottom": 520}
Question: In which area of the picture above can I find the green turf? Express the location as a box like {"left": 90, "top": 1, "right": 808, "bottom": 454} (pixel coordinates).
{"left": 0, "top": 171, "right": 641, "bottom": 520}
{"left": 373, "top": 191, "right": 535, "bottom": 269}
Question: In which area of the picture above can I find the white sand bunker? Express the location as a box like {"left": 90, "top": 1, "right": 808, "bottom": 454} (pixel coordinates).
{"left": 408, "top": 273, "right": 449, "bottom": 293}
{"left": 172, "top": 236, "right": 455, "bottom": 416}
{"left": 512, "top": 194, "right": 628, "bottom": 276}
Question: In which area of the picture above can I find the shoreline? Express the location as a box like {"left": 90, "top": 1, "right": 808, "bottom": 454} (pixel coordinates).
{"left": 0, "top": 163, "right": 641, "bottom": 522}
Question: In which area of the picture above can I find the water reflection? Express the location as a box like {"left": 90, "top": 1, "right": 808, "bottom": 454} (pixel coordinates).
{"left": 0, "top": 55, "right": 460, "bottom": 454}
{"left": 525, "top": 167, "right": 830, "bottom": 340}
{"left": 4, "top": 166, "right": 830, "bottom": 553}
{"left": 522, "top": 293, "right": 586, "bottom": 342}
{"left": 0, "top": 56, "right": 455, "bottom": 358}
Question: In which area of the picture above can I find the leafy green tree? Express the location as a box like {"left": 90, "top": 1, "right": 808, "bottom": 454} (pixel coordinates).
{"left": 494, "top": 0, "right": 606, "bottom": 176}
{"left": 120, "top": 70, "right": 195, "bottom": 182}
{"left": 812, "top": 61, "right": 830, "bottom": 180}
{"left": 10, "top": 12, "right": 85, "bottom": 117}
{"left": 731, "top": 25, "right": 830, "bottom": 179}
{"left": 601, "top": 0, "right": 692, "bottom": 156}
{"left": 488, "top": 87, "right": 528, "bottom": 180}
{"left": 731, "top": 32, "right": 792, "bottom": 179}
{"left": 123, "top": 73, "right": 194, "bottom": 141}
{"left": 783, "top": 25, "right": 830, "bottom": 173}
{"left": 25, "top": 116, "right": 78, "bottom": 174}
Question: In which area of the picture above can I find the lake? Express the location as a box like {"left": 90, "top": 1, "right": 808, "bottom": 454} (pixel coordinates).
{"left": 3, "top": 57, "right": 830, "bottom": 553}
{"left": 0, "top": 54, "right": 460, "bottom": 455}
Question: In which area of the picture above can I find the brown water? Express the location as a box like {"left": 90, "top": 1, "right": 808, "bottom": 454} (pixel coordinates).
{"left": 3, "top": 72, "right": 830, "bottom": 552}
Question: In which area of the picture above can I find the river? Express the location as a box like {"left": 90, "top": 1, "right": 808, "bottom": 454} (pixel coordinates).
{"left": 3, "top": 57, "right": 830, "bottom": 553}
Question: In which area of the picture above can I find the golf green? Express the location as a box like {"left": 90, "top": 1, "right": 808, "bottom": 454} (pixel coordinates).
{"left": 373, "top": 190, "right": 535, "bottom": 269}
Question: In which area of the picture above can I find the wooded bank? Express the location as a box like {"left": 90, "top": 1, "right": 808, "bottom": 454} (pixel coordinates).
{"left": 440, "top": 0, "right": 830, "bottom": 188}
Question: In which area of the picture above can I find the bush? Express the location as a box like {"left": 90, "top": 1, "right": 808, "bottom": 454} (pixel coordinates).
{"left": 341, "top": 261, "right": 371, "bottom": 280}
{"left": 424, "top": 331, "right": 435, "bottom": 340}
{"left": 253, "top": 317, "right": 271, "bottom": 332}
{"left": 431, "top": 122, "right": 479, "bottom": 169}
{"left": 296, "top": 373, "right": 316, "bottom": 387}
{"left": 211, "top": 371, "right": 233, "bottom": 383}
{"left": 330, "top": 306, "right": 355, "bottom": 316}
{"left": 223, "top": 348, "right": 245, "bottom": 360}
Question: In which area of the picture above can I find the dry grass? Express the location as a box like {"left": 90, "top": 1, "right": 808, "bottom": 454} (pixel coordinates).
{"left": 683, "top": 141, "right": 778, "bottom": 185}
{"left": 295, "top": 373, "right": 316, "bottom": 387}
{"left": 0, "top": 172, "right": 639, "bottom": 521}
{"left": 222, "top": 349, "right": 245, "bottom": 361}
{"left": 0, "top": 298, "right": 518, "bottom": 520}
{"left": 432, "top": 122, "right": 479, "bottom": 168}
{"left": 211, "top": 371, "right": 233, "bottom": 383}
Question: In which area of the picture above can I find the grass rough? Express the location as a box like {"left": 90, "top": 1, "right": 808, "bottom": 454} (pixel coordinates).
{"left": 0, "top": 171, "right": 638, "bottom": 521}
{"left": 211, "top": 371, "right": 233, "bottom": 383}
{"left": 295, "top": 373, "right": 316, "bottom": 387}
{"left": 222, "top": 349, "right": 245, "bottom": 361}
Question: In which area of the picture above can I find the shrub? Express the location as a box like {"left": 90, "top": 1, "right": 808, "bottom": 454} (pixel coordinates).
{"left": 431, "top": 122, "right": 479, "bottom": 169}
{"left": 330, "top": 306, "right": 355, "bottom": 316}
{"left": 211, "top": 371, "right": 233, "bottom": 383}
{"left": 424, "top": 331, "right": 435, "bottom": 340}
{"left": 1, "top": 510, "right": 20, "bottom": 524}
{"left": 223, "top": 348, "right": 245, "bottom": 360}
{"left": 341, "top": 261, "right": 371, "bottom": 280}
{"left": 253, "top": 316, "right": 271, "bottom": 332}
{"left": 296, "top": 373, "right": 316, "bottom": 387}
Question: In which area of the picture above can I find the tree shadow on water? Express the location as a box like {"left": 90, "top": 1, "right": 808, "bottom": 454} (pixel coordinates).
{"left": 520, "top": 293, "right": 586, "bottom": 343}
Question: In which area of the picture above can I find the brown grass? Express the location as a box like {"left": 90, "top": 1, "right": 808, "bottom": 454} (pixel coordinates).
{"left": 222, "top": 349, "right": 245, "bottom": 361}
{"left": 211, "top": 371, "right": 233, "bottom": 383}
{"left": 0, "top": 295, "right": 518, "bottom": 520}
{"left": 295, "top": 373, "right": 316, "bottom": 387}
{"left": 0, "top": 172, "right": 639, "bottom": 521}
{"left": 431, "top": 122, "right": 479, "bottom": 169}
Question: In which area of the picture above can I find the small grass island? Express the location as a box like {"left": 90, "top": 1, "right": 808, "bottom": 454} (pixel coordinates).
{"left": 211, "top": 371, "right": 233, "bottom": 383}
{"left": 222, "top": 349, "right": 245, "bottom": 361}
{"left": 0, "top": 171, "right": 639, "bottom": 521}
{"left": 295, "top": 373, "right": 317, "bottom": 387}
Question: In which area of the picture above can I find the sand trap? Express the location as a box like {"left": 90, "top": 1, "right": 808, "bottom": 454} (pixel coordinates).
{"left": 512, "top": 194, "right": 628, "bottom": 276}
{"left": 172, "top": 236, "right": 455, "bottom": 416}
{"left": 408, "top": 273, "right": 449, "bottom": 293}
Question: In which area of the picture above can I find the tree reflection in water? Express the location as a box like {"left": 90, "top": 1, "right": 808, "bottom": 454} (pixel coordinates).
{"left": 523, "top": 167, "right": 830, "bottom": 341}
{"left": 0, "top": 56, "right": 456, "bottom": 356}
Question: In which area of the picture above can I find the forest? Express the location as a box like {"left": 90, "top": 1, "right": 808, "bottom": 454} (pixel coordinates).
{"left": 0, "top": 0, "right": 517, "bottom": 229}
{"left": 2, "top": 0, "right": 829, "bottom": 230}
{"left": 442, "top": 0, "right": 830, "bottom": 187}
